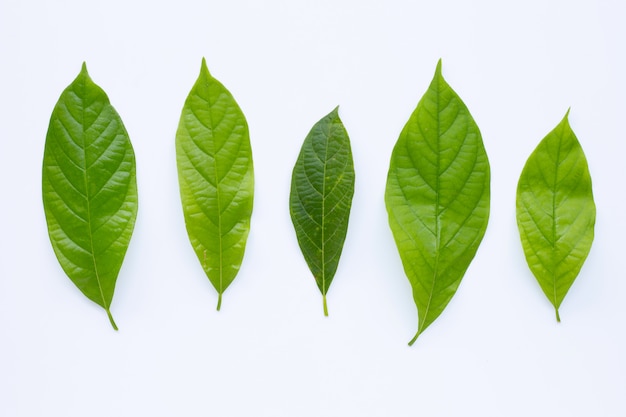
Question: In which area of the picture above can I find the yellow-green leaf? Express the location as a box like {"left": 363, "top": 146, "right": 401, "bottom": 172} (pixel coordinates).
{"left": 516, "top": 110, "right": 595, "bottom": 321}
{"left": 176, "top": 58, "right": 254, "bottom": 310}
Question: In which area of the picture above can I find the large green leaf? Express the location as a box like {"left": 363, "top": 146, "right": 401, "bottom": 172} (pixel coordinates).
{"left": 42, "top": 63, "right": 138, "bottom": 330}
{"left": 385, "top": 60, "right": 490, "bottom": 345}
{"left": 516, "top": 110, "right": 595, "bottom": 321}
{"left": 176, "top": 58, "right": 254, "bottom": 310}
{"left": 289, "top": 107, "right": 355, "bottom": 316}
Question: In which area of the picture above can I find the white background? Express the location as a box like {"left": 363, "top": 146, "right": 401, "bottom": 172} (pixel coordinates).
{"left": 1, "top": 0, "right": 625, "bottom": 416}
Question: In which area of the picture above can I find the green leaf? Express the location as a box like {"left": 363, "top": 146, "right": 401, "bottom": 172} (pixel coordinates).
{"left": 176, "top": 58, "right": 254, "bottom": 310}
{"left": 516, "top": 110, "right": 595, "bottom": 321}
{"left": 42, "top": 63, "right": 138, "bottom": 330}
{"left": 289, "top": 107, "right": 355, "bottom": 316}
{"left": 385, "top": 60, "right": 490, "bottom": 345}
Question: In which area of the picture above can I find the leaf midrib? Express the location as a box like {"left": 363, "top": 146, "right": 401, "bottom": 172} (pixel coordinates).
{"left": 321, "top": 123, "right": 331, "bottom": 301}
{"left": 321, "top": 124, "right": 351, "bottom": 286}
{"left": 420, "top": 84, "right": 444, "bottom": 334}
{"left": 207, "top": 95, "right": 224, "bottom": 302}
{"left": 551, "top": 130, "right": 563, "bottom": 311}
{"left": 76, "top": 82, "right": 110, "bottom": 315}
{"left": 194, "top": 85, "right": 225, "bottom": 306}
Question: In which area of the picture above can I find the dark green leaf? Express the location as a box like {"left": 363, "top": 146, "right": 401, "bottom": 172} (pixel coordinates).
{"left": 42, "top": 63, "right": 138, "bottom": 330}
{"left": 290, "top": 107, "right": 355, "bottom": 316}
{"left": 516, "top": 110, "right": 595, "bottom": 321}
{"left": 385, "top": 60, "right": 490, "bottom": 344}
{"left": 176, "top": 58, "right": 254, "bottom": 310}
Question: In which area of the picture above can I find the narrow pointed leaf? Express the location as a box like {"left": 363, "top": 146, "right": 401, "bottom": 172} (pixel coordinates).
{"left": 385, "top": 60, "right": 490, "bottom": 344}
{"left": 516, "top": 111, "right": 595, "bottom": 321}
{"left": 176, "top": 58, "right": 254, "bottom": 310}
{"left": 42, "top": 63, "right": 138, "bottom": 330}
{"left": 289, "top": 107, "right": 355, "bottom": 316}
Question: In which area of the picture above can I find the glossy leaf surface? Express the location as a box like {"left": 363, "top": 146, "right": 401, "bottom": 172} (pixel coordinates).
{"left": 385, "top": 61, "right": 490, "bottom": 344}
{"left": 42, "top": 63, "right": 138, "bottom": 330}
{"left": 290, "top": 107, "right": 355, "bottom": 316}
{"left": 176, "top": 58, "right": 254, "bottom": 310}
{"left": 516, "top": 111, "right": 595, "bottom": 321}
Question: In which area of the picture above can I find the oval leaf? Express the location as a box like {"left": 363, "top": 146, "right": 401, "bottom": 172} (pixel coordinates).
{"left": 176, "top": 58, "right": 254, "bottom": 310}
{"left": 385, "top": 60, "right": 490, "bottom": 345}
{"left": 516, "top": 110, "right": 595, "bottom": 321}
{"left": 42, "top": 63, "right": 138, "bottom": 330}
{"left": 289, "top": 107, "right": 355, "bottom": 316}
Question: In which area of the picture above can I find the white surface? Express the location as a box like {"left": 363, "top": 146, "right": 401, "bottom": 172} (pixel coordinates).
{"left": 1, "top": 0, "right": 625, "bottom": 416}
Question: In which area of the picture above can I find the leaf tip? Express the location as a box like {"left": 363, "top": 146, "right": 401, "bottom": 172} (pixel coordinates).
{"left": 435, "top": 58, "right": 443, "bottom": 75}
{"left": 76, "top": 62, "right": 94, "bottom": 86}
{"left": 564, "top": 107, "right": 572, "bottom": 120}
{"left": 200, "top": 57, "right": 210, "bottom": 76}
{"left": 328, "top": 105, "right": 341, "bottom": 121}
{"left": 559, "top": 108, "right": 573, "bottom": 131}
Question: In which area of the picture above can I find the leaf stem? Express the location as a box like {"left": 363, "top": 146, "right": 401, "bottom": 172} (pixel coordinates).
{"left": 323, "top": 294, "right": 328, "bottom": 316}
{"left": 408, "top": 331, "right": 419, "bottom": 346}
{"left": 217, "top": 293, "right": 222, "bottom": 311}
{"left": 555, "top": 308, "right": 561, "bottom": 322}
{"left": 106, "top": 309, "right": 118, "bottom": 331}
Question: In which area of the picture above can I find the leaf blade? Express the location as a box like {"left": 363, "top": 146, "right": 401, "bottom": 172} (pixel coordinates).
{"left": 516, "top": 110, "right": 595, "bottom": 320}
{"left": 290, "top": 107, "right": 355, "bottom": 315}
{"left": 176, "top": 58, "right": 254, "bottom": 310}
{"left": 42, "top": 63, "right": 138, "bottom": 329}
{"left": 385, "top": 61, "right": 490, "bottom": 344}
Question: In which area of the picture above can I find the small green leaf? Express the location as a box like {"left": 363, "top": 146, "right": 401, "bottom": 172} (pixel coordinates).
{"left": 385, "top": 60, "right": 490, "bottom": 345}
{"left": 42, "top": 63, "right": 138, "bottom": 330}
{"left": 516, "top": 110, "right": 595, "bottom": 321}
{"left": 176, "top": 58, "right": 254, "bottom": 310}
{"left": 289, "top": 107, "right": 355, "bottom": 316}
